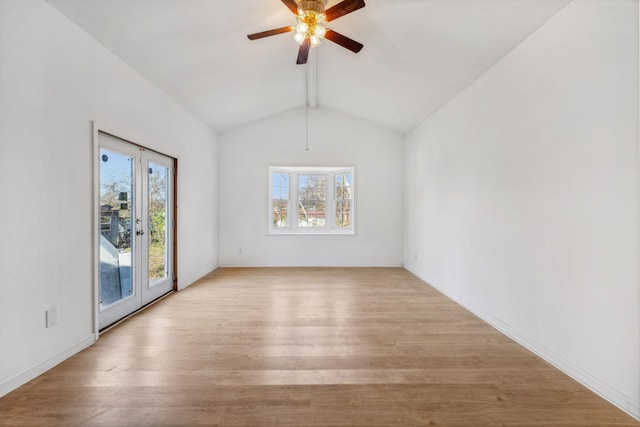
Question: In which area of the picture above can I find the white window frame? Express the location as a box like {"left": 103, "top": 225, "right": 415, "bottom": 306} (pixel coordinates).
{"left": 269, "top": 166, "right": 355, "bottom": 235}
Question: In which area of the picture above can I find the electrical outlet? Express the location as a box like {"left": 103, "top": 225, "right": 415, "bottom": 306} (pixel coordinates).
{"left": 46, "top": 306, "right": 58, "bottom": 328}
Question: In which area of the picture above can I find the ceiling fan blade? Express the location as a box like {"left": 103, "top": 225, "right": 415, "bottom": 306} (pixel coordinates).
{"left": 281, "top": 0, "right": 299, "bottom": 15}
{"left": 325, "top": 0, "right": 366, "bottom": 22}
{"left": 296, "top": 38, "right": 311, "bottom": 64}
{"left": 247, "top": 26, "right": 294, "bottom": 40}
{"left": 325, "top": 30, "right": 363, "bottom": 53}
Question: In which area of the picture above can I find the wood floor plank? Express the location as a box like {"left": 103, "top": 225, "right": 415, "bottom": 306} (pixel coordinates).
{"left": 0, "top": 267, "right": 637, "bottom": 426}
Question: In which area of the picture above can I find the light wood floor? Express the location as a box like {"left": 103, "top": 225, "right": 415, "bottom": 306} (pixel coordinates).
{"left": 1, "top": 268, "right": 637, "bottom": 426}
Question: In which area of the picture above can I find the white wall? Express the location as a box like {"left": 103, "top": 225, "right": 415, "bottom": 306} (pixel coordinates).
{"left": 96, "top": 48, "right": 219, "bottom": 288}
{"left": 0, "top": 0, "right": 218, "bottom": 396}
{"left": 404, "top": 0, "right": 639, "bottom": 419}
{"left": 219, "top": 106, "right": 403, "bottom": 267}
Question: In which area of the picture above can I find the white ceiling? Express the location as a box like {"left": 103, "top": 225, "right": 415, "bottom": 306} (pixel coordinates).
{"left": 48, "top": 0, "right": 571, "bottom": 135}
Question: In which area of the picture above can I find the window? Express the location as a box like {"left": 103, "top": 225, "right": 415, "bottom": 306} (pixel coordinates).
{"left": 272, "top": 172, "right": 290, "bottom": 227}
{"left": 270, "top": 167, "right": 355, "bottom": 234}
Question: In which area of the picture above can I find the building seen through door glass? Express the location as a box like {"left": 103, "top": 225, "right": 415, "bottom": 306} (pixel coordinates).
{"left": 99, "top": 149, "right": 134, "bottom": 308}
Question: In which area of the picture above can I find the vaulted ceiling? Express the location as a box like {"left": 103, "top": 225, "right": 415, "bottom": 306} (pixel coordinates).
{"left": 49, "top": 0, "right": 572, "bottom": 134}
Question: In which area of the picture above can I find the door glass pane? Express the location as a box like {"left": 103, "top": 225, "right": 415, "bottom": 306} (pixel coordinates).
{"left": 99, "top": 149, "right": 134, "bottom": 308}
{"left": 148, "top": 162, "right": 169, "bottom": 285}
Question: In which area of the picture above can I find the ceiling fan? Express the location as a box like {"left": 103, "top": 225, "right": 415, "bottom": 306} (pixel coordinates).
{"left": 247, "top": 0, "right": 365, "bottom": 65}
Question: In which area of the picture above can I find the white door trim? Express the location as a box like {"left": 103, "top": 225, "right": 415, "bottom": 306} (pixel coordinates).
{"left": 92, "top": 123, "right": 176, "bottom": 334}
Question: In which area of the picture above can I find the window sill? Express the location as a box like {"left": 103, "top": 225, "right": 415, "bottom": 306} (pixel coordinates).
{"left": 269, "top": 229, "right": 355, "bottom": 236}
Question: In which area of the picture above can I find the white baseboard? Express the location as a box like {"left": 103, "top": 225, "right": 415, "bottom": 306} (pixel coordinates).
{"left": 0, "top": 334, "right": 95, "bottom": 398}
{"left": 407, "top": 268, "right": 640, "bottom": 422}
{"left": 178, "top": 263, "right": 218, "bottom": 290}
{"left": 218, "top": 262, "right": 405, "bottom": 268}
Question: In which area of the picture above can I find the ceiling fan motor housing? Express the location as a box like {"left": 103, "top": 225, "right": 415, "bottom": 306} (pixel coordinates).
{"left": 298, "top": 0, "right": 325, "bottom": 14}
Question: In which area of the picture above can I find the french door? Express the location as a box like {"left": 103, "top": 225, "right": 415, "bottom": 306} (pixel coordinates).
{"left": 97, "top": 131, "right": 174, "bottom": 330}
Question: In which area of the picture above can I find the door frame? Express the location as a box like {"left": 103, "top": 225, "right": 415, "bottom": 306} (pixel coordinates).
{"left": 92, "top": 123, "right": 178, "bottom": 338}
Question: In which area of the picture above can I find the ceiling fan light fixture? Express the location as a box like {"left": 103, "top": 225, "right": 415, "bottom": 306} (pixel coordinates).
{"left": 294, "top": 32, "right": 306, "bottom": 45}
{"left": 313, "top": 25, "right": 327, "bottom": 39}
{"left": 296, "top": 22, "right": 309, "bottom": 34}
{"left": 294, "top": 2, "right": 327, "bottom": 47}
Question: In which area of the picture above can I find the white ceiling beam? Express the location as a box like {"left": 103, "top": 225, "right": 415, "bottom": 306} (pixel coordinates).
{"left": 307, "top": 48, "right": 317, "bottom": 109}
